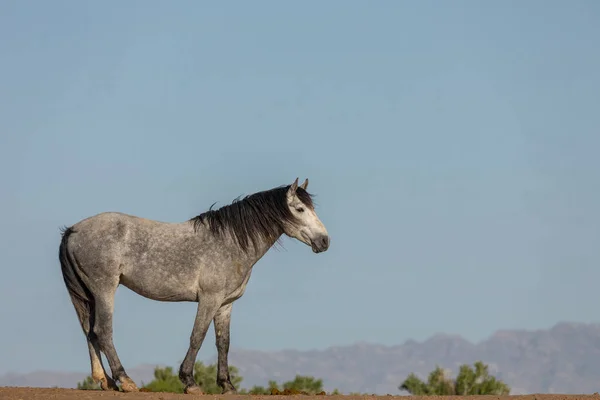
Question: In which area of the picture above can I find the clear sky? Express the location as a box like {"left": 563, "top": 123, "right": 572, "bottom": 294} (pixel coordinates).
{"left": 1, "top": 0, "right": 599, "bottom": 374}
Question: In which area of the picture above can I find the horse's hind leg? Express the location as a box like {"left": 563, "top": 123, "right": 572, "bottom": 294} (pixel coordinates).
{"left": 93, "top": 290, "right": 139, "bottom": 392}
{"left": 87, "top": 338, "right": 119, "bottom": 390}
{"left": 70, "top": 295, "right": 118, "bottom": 391}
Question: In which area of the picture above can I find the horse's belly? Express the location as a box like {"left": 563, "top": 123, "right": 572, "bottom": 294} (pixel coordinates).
{"left": 120, "top": 273, "right": 198, "bottom": 302}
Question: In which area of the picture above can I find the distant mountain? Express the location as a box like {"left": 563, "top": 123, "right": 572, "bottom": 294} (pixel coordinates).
{"left": 2, "top": 322, "right": 600, "bottom": 394}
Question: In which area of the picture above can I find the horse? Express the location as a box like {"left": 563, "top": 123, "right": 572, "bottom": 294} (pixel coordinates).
{"left": 58, "top": 178, "right": 329, "bottom": 394}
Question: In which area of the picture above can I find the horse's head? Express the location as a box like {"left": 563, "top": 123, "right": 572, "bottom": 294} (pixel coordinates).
{"left": 283, "top": 178, "right": 330, "bottom": 253}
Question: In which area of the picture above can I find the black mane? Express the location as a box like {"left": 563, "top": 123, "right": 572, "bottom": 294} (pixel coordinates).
{"left": 189, "top": 185, "right": 314, "bottom": 252}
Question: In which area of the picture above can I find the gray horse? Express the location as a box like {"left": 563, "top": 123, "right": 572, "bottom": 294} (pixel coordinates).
{"left": 58, "top": 178, "right": 329, "bottom": 394}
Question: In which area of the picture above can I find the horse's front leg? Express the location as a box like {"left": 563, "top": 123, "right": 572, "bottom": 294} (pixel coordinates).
{"left": 179, "top": 297, "right": 222, "bottom": 395}
{"left": 213, "top": 303, "right": 236, "bottom": 394}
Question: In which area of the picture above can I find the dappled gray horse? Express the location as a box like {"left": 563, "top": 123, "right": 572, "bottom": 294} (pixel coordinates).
{"left": 59, "top": 178, "right": 329, "bottom": 394}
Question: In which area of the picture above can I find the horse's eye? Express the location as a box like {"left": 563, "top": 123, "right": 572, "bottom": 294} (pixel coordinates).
{"left": 296, "top": 207, "right": 304, "bottom": 213}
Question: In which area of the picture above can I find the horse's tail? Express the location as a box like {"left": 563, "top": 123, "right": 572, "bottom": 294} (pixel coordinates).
{"left": 59, "top": 226, "right": 93, "bottom": 326}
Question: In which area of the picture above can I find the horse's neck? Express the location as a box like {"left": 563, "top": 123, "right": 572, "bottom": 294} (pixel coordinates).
{"left": 236, "top": 234, "right": 283, "bottom": 267}
{"left": 190, "top": 218, "right": 283, "bottom": 266}
{"left": 253, "top": 235, "right": 282, "bottom": 262}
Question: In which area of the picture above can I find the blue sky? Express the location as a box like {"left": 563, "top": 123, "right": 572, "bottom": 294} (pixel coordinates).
{"left": 1, "top": 0, "right": 599, "bottom": 374}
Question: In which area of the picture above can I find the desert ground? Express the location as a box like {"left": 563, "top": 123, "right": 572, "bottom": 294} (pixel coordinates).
{"left": 1, "top": 388, "right": 599, "bottom": 400}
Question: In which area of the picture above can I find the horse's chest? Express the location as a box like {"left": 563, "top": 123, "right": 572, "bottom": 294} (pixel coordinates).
{"left": 224, "top": 269, "right": 253, "bottom": 303}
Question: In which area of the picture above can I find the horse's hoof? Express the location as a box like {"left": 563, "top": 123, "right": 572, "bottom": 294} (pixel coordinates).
{"left": 219, "top": 381, "right": 237, "bottom": 394}
{"left": 120, "top": 377, "right": 139, "bottom": 392}
{"left": 184, "top": 385, "right": 204, "bottom": 395}
{"left": 101, "top": 377, "right": 119, "bottom": 391}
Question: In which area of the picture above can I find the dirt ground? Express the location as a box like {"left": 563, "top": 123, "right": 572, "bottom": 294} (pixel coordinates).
{"left": 1, "top": 388, "right": 599, "bottom": 400}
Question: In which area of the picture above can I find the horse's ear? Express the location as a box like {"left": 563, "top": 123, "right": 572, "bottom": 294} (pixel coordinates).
{"left": 300, "top": 178, "right": 309, "bottom": 190}
{"left": 288, "top": 177, "right": 299, "bottom": 195}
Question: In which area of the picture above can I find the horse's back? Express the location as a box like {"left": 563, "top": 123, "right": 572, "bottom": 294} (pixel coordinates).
{"left": 67, "top": 212, "right": 166, "bottom": 265}
{"left": 73, "top": 211, "right": 160, "bottom": 228}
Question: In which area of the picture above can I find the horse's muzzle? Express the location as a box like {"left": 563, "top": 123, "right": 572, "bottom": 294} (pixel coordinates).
{"left": 311, "top": 235, "right": 330, "bottom": 253}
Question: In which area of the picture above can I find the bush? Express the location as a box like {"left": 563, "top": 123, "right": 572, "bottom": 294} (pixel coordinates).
{"left": 399, "top": 361, "right": 510, "bottom": 396}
